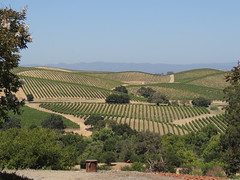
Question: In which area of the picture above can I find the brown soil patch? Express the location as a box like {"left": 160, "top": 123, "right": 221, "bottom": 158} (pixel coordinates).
{"left": 169, "top": 74, "right": 174, "bottom": 83}
{"left": 151, "top": 172, "right": 229, "bottom": 180}
{"left": 172, "top": 114, "right": 215, "bottom": 126}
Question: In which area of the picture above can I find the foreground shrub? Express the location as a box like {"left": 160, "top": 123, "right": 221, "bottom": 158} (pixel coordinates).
{"left": 121, "top": 162, "right": 146, "bottom": 172}
{"left": 0, "top": 171, "right": 32, "bottom": 180}
{"left": 2, "top": 118, "right": 21, "bottom": 130}
{"left": 0, "top": 128, "right": 77, "bottom": 169}
{"left": 182, "top": 161, "right": 226, "bottom": 176}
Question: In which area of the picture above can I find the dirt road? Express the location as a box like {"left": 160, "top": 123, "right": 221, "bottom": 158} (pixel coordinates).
{"left": 6, "top": 170, "right": 181, "bottom": 180}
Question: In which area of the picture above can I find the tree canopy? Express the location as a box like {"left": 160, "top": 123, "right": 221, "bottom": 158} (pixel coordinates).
{"left": 221, "top": 62, "right": 240, "bottom": 176}
{"left": 0, "top": 7, "right": 32, "bottom": 123}
{"left": 105, "top": 94, "right": 130, "bottom": 104}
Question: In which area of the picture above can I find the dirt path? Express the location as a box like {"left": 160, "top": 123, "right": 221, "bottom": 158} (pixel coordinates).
{"left": 169, "top": 74, "right": 174, "bottom": 83}
{"left": 172, "top": 114, "right": 215, "bottom": 125}
{"left": 6, "top": 170, "right": 181, "bottom": 180}
{"left": 14, "top": 88, "right": 27, "bottom": 101}
{"left": 26, "top": 103, "right": 92, "bottom": 136}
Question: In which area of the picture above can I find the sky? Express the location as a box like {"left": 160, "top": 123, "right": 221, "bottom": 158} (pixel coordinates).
{"left": 1, "top": 0, "right": 240, "bottom": 65}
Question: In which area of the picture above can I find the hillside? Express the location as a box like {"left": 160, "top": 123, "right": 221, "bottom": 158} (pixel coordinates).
{"left": 13, "top": 66, "right": 228, "bottom": 135}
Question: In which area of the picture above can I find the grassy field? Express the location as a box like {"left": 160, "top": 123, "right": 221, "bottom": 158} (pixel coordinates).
{"left": 9, "top": 106, "right": 79, "bottom": 129}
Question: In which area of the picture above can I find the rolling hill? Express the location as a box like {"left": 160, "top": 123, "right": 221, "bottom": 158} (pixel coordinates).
{"left": 13, "top": 66, "right": 228, "bottom": 135}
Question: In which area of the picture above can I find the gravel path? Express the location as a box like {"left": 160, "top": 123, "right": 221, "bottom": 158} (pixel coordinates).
{"left": 6, "top": 170, "right": 182, "bottom": 180}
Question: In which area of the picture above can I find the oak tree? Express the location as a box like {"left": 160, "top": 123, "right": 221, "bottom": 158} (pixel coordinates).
{"left": 0, "top": 7, "right": 32, "bottom": 123}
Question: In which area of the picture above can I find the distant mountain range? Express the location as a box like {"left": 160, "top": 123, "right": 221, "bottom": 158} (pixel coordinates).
{"left": 22, "top": 61, "right": 236, "bottom": 74}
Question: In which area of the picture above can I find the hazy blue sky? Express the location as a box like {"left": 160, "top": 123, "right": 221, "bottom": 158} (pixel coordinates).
{"left": 1, "top": 0, "right": 240, "bottom": 65}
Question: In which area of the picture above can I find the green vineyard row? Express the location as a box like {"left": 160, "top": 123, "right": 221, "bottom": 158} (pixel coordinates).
{"left": 40, "top": 102, "right": 209, "bottom": 122}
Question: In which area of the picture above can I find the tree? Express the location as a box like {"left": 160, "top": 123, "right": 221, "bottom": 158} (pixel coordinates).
{"left": 114, "top": 86, "right": 128, "bottom": 94}
{"left": 2, "top": 117, "right": 21, "bottom": 130}
{"left": 84, "top": 115, "right": 104, "bottom": 128}
{"left": 41, "top": 114, "right": 66, "bottom": 130}
{"left": 0, "top": 7, "right": 32, "bottom": 123}
{"left": 26, "top": 94, "right": 34, "bottom": 101}
{"left": 148, "top": 92, "right": 169, "bottom": 105}
{"left": 137, "top": 87, "right": 155, "bottom": 98}
{"left": 0, "top": 128, "right": 77, "bottom": 169}
{"left": 100, "top": 151, "right": 116, "bottom": 165}
{"left": 105, "top": 94, "right": 130, "bottom": 104}
{"left": 192, "top": 97, "right": 211, "bottom": 107}
{"left": 221, "top": 62, "right": 240, "bottom": 176}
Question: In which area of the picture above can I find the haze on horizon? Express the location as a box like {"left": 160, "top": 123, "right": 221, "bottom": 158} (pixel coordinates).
{"left": 1, "top": 0, "right": 240, "bottom": 66}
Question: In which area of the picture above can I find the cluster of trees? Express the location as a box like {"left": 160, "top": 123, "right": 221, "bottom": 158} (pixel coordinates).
{"left": 137, "top": 87, "right": 169, "bottom": 105}
{"left": 192, "top": 97, "right": 211, "bottom": 107}
{"left": 105, "top": 86, "right": 130, "bottom": 104}
{"left": 105, "top": 94, "right": 130, "bottom": 104}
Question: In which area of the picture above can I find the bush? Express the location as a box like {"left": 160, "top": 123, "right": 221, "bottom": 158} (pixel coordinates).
{"left": 121, "top": 162, "right": 146, "bottom": 172}
{"left": 192, "top": 97, "right": 211, "bottom": 107}
{"left": 100, "top": 151, "right": 116, "bottom": 165}
{"left": 0, "top": 128, "right": 77, "bottom": 169}
{"left": 137, "top": 87, "right": 155, "bottom": 98}
{"left": 210, "top": 105, "right": 218, "bottom": 110}
{"left": 41, "top": 114, "right": 66, "bottom": 130}
{"left": 84, "top": 115, "right": 104, "bottom": 128}
{"left": 114, "top": 86, "right": 128, "bottom": 94}
{"left": 105, "top": 94, "right": 130, "bottom": 104}
{"left": 26, "top": 94, "right": 34, "bottom": 101}
{"left": 2, "top": 118, "right": 21, "bottom": 130}
{"left": 148, "top": 92, "right": 169, "bottom": 105}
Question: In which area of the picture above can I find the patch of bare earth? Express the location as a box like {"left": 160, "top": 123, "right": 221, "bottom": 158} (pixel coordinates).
{"left": 151, "top": 172, "right": 229, "bottom": 180}
{"left": 26, "top": 103, "right": 92, "bottom": 136}
{"left": 6, "top": 170, "right": 182, "bottom": 180}
{"left": 172, "top": 114, "right": 215, "bottom": 125}
{"left": 35, "top": 66, "right": 72, "bottom": 72}
{"left": 169, "top": 74, "right": 175, "bottom": 83}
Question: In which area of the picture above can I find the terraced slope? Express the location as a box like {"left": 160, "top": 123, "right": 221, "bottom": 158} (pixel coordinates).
{"left": 86, "top": 71, "right": 170, "bottom": 84}
{"left": 40, "top": 102, "right": 213, "bottom": 135}
{"left": 128, "top": 83, "right": 224, "bottom": 100}
{"left": 20, "top": 77, "right": 113, "bottom": 100}
{"left": 181, "top": 114, "right": 227, "bottom": 133}
{"left": 18, "top": 69, "right": 121, "bottom": 89}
